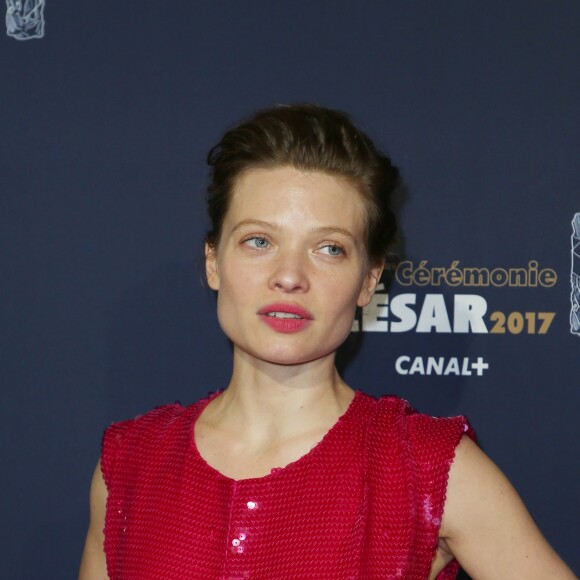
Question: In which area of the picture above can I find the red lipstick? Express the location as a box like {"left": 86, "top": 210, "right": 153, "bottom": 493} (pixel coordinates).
{"left": 257, "top": 303, "right": 314, "bottom": 333}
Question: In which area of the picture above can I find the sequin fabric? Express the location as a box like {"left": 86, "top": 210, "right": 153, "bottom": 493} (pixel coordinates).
{"left": 101, "top": 391, "right": 474, "bottom": 579}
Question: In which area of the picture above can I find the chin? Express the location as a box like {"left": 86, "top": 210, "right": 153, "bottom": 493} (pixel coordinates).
{"left": 255, "top": 344, "right": 340, "bottom": 367}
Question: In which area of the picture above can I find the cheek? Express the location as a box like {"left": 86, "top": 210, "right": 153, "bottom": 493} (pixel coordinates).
{"left": 215, "top": 267, "right": 255, "bottom": 320}
{"left": 323, "top": 278, "right": 363, "bottom": 324}
{"left": 214, "top": 285, "right": 240, "bottom": 342}
{"left": 326, "top": 298, "right": 359, "bottom": 349}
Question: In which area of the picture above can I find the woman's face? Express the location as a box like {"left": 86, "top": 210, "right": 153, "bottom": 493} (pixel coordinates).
{"left": 206, "top": 166, "right": 383, "bottom": 367}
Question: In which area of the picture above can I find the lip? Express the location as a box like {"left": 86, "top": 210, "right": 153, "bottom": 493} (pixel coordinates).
{"left": 257, "top": 303, "right": 314, "bottom": 319}
{"left": 257, "top": 303, "right": 314, "bottom": 334}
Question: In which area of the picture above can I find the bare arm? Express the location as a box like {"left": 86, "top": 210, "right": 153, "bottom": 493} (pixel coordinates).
{"left": 440, "top": 436, "right": 575, "bottom": 579}
{"left": 79, "top": 460, "right": 109, "bottom": 580}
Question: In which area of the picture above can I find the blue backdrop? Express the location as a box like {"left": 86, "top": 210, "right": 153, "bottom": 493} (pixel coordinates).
{"left": 1, "top": 1, "right": 578, "bottom": 577}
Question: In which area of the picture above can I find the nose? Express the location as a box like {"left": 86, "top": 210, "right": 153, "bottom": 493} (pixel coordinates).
{"left": 268, "top": 248, "right": 310, "bottom": 294}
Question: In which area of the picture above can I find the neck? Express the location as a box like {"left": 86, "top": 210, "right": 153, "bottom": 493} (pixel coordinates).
{"left": 209, "top": 347, "right": 355, "bottom": 440}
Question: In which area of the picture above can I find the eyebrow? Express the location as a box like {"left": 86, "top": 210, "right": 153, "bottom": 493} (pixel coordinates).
{"left": 231, "top": 219, "right": 356, "bottom": 240}
{"left": 231, "top": 219, "right": 278, "bottom": 233}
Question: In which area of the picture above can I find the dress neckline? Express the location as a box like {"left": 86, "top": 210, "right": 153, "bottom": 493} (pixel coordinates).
{"left": 189, "top": 390, "right": 365, "bottom": 483}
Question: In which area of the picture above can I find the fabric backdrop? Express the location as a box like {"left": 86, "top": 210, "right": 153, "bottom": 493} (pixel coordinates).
{"left": 1, "top": 1, "right": 578, "bottom": 577}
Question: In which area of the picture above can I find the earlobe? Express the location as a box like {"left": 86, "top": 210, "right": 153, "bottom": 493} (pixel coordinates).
{"left": 205, "top": 242, "right": 220, "bottom": 290}
{"left": 357, "top": 262, "right": 384, "bottom": 307}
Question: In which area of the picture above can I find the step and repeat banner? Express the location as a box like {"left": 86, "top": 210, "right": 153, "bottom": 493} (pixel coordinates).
{"left": 1, "top": 2, "right": 578, "bottom": 577}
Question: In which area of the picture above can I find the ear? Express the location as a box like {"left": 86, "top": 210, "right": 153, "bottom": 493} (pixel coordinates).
{"left": 205, "top": 242, "right": 220, "bottom": 290}
{"left": 356, "top": 260, "right": 384, "bottom": 308}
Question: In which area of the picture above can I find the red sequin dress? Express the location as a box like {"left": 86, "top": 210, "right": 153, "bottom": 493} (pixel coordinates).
{"left": 101, "top": 391, "right": 474, "bottom": 579}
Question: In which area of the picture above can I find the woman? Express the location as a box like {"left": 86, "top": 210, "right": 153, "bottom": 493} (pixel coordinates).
{"left": 79, "top": 105, "right": 574, "bottom": 579}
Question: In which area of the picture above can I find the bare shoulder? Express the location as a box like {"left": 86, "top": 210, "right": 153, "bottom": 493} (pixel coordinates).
{"left": 439, "top": 436, "right": 575, "bottom": 579}
{"left": 78, "top": 460, "right": 109, "bottom": 580}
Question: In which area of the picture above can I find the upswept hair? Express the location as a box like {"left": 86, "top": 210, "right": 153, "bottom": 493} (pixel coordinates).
{"left": 206, "top": 104, "right": 399, "bottom": 264}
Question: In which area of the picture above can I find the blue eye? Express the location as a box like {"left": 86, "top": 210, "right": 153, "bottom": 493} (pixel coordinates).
{"left": 244, "top": 236, "right": 270, "bottom": 249}
{"left": 320, "top": 244, "right": 344, "bottom": 256}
